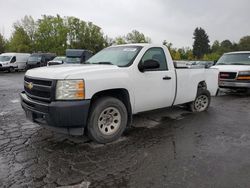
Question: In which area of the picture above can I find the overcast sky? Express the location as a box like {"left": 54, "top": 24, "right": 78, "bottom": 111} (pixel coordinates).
{"left": 0, "top": 0, "right": 249, "bottom": 48}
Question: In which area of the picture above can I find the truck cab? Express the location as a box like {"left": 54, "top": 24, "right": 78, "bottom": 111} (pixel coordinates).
{"left": 20, "top": 44, "right": 218, "bottom": 143}
{"left": 0, "top": 53, "right": 17, "bottom": 72}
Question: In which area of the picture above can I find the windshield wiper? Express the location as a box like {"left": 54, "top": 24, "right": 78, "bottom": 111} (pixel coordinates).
{"left": 92, "top": 62, "right": 114, "bottom": 65}
{"left": 231, "top": 63, "right": 248, "bottom": 65}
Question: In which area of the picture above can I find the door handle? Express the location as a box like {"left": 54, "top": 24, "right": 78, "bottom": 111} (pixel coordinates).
{"left": 163, "top": 76, "right": 171, "bottom": 80}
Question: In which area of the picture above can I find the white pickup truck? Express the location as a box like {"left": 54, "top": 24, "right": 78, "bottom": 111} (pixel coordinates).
{"left": 213, "top": 51, "right": 250, "bottom": 91}
{"left": 20, "top": 44, "right": 218, "bottom": 143}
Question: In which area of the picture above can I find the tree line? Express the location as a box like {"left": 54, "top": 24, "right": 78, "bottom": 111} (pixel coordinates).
{"left": 164, "top": 27, "right": 250, "bottom": 61}
{"left": 0, "top": 15, "right": 108, "bottom": 55}
{"left": 0, "top": 15, "right": 151, "bottom": 55}
{"left": 0, "top": 15, "right": 249, "bottom": 60}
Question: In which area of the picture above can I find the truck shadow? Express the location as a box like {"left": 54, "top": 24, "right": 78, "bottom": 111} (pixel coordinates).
{"left": 218, "top": 88, "right": 250, "bottom": 97}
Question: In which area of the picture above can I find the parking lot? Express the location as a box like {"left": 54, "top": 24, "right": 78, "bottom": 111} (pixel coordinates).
{"left": 0, "top": 72, "right": 250, "bottom": 188}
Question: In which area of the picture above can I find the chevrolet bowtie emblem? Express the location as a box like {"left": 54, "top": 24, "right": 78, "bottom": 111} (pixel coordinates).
{"left": 27, "top": 82, "right": 33, "bottom": 90}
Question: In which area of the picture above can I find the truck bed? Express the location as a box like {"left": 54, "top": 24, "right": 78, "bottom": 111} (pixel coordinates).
{"left": 174, "top": 68, "right": 218, "bottom": 105}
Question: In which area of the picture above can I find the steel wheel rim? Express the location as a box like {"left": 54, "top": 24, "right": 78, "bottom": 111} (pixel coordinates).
{"left": 98, "top": 107, "right": 121, "bottom": 136}
{"left": 194, "top": 95, "right": 209, "bottom": 112}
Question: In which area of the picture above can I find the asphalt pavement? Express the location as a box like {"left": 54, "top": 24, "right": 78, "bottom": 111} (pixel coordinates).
{"left": 0, "top": 72, "right": 250, "bottom": 188}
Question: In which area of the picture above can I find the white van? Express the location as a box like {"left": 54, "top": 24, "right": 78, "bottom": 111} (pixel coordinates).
{"left": 0, "top": 53, "right": 30, "bottom": 72}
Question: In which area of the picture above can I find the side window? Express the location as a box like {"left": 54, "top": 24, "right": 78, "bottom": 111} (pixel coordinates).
{"left": 141, "top": 48, "right": 168, "bottom": 71}
{"left": 41, "top": 56, "right": 46, "bottom": 62}
{"left": 11, "top": 56, "right": 16, "bottom": 63}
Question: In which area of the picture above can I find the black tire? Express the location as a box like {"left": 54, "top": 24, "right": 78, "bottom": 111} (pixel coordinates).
{"left": 87, "top": 97, "right": 128, "bottom": 144}
{"left": 188, "top": 89, "right": 211, "bottom": 112}
{"left": 8, "top": 67, "right": 14, "bottom": 73}
{"left": 246, "top": 89, "right": 250, "bottom": 95}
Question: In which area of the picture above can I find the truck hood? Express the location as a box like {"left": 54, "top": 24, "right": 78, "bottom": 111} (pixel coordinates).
{"left": 25, "top": 64, "right": 119, "bottom": 79}
{"left": 212, "top": 65, "right": 250, "bottom": 72}
{"left": 0, "top": 61, "right": 9, "bottom": 65}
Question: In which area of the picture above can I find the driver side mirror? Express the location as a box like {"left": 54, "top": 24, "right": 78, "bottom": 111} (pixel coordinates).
{"left": 138, "top": 59, "right": 160, "bottom": 72}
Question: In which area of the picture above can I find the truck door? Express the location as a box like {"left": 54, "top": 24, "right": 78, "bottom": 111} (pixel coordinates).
{"left": 134, "top": 47, "right": 176, "bottom": 113}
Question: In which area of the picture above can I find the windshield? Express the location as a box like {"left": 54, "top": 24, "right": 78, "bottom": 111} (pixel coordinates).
{"left": 216, "top": 53, "right": 250, "bottom": 65}
{"left": 0, "top": 56, "right": 12, "bottom": 62}
{"left": 28, "top": 56, "right": 42, "bottom": 62}
{"left": 86, "top": 46, "right": 142, "bottom": 67}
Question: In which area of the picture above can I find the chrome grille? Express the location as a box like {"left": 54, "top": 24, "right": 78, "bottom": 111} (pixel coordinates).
{"left": 219, "top": 72, "right": 237, "bottom": 80}
{"left": 24, "top": 76, "right": 53, "bottom": 103}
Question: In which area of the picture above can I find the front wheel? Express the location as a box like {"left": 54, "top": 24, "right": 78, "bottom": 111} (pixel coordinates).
{"left": 246, "top": 88, "right": 250, "bottom": 95}
{"left": 87, "top": 97, "right": 128, "bottom": 144}
{"left": 8, "top": 67, "right": 14, "bottom": 73}
{"left": 188, "top": 89, "right": 211, "bottom": 112}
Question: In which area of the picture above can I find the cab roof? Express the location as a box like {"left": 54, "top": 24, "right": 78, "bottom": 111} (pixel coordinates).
{"left": 225, "top": 51, "right": 250, "bottom": 54}
{"left": 111, "top": 43, "right": 165, "bottom": 48}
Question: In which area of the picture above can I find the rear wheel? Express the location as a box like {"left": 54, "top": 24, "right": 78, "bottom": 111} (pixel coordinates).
{"left": 87, "top": 97, "right": 128, "bottom": 144}
{"left": 188, "top": 89, "right": 211, "bottom": 112}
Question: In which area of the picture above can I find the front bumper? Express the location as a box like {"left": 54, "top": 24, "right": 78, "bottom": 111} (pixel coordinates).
{"left": 219, "top": 80, "right": 250, "bottom": 89}
{"left": 0, "top": 67, "right": 8, "bottom": 71}
{"left": 0, "top": 66, "right": 11, "bottom": 71}
{"left": 20, "top": 91, "right": 90, "bottom": 134}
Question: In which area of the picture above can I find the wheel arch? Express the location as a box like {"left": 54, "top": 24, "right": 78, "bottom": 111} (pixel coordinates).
{"left": 89, "top": 88, "right": 133, "bottom": 127}
{"left": 198, "top": 80, "right": 207, "bottom": 91}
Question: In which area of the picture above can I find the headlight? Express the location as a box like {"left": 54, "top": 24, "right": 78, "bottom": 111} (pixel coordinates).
{"left": 238, "top": 71, "right": 250, "bottom": 76}
{"left": 56, "top": 80, "right": 85, "bottom": 100}
{"left": 237, "top": 71, "right": 250, "bottom": 80}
